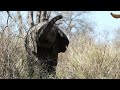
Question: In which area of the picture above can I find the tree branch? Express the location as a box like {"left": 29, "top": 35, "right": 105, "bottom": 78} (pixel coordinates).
{"left": 36, "top": 11, "right": 41, "bottom": 23}
{"left": 6, "top": 11, "right": 16, "bottom": 23}
{"left": 40, "top": 11, "right": 48, "bottom": 22}
{"left": 27, "top": 11, "right": 34, "bottom": 28}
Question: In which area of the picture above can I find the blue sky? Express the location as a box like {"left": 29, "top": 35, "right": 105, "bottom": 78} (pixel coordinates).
{"left": 90, "top": 11, "right": 120, "bottom": 31}
{"left": 1, "top": 11, "right": 120, "bottom": 42}
{"left": 87, "top": 11, "right": 120, "bottom": 41}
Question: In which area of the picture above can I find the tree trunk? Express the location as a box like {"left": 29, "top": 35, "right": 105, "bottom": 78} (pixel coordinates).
{"left": 26, "top": 11, "right": 37, "bottom": 78}
{"left": 27, "top": 11, "right": 34, "bottom": 27}
{"left": 36, "top": 11, "right": 47, "bottom": 23}
{"left": 40, "top": 11, "right": 47, "bottom": 22}
{"left": 36, "top": 11, "right": 41, "bottom": 23}
{"left": 17, "top": 11, "right": 24, "bottom": 38}
{"left": 26, "top": 11, "right": 51, "bottom": 78}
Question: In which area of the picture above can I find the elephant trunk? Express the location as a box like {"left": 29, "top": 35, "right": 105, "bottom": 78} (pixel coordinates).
{"left": 45, "top": 15, "right": 63, "bottom": 33}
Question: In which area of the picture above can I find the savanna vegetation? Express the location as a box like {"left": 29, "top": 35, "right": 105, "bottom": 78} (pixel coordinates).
{"left": 0, "top": 11, "right": 119, "bottom": 79}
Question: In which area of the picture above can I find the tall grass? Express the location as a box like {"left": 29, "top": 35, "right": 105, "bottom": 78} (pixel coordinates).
{"left": 57, "top": 34, "right": 120, "bottom": 79}
{"left": 0, "top": 31, "right": 28, "bottom": 79}
{"left": 0, "top": 30, "right": 120, "bottom": 79}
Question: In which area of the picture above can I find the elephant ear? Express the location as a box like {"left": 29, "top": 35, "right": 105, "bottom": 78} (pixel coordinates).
{"left": 54, "top": 27, "right": 69, "bottom": 53}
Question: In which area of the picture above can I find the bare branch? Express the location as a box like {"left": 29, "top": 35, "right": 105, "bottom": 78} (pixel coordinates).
{"left": 27, "top": 11, "right": 34, "bottom": 28}
{"left": 36, "top": 11, "right": 41, "bottom": 23}
{"left": 71, "top": 12, "right": 86, "bottom": 21}
{"left": 46, "top": 11, "right": 51, "bottom": 20}
{"left": 6, "top": 11, "right": 16, "bottom": 23}
{"left": 40, "top": 11, "right": 48, "bottom": 22}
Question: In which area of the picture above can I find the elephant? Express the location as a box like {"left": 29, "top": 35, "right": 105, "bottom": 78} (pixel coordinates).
{"left": 36, "top": 15, "right": 69, "bottom": 75}
{"left": 25, "top": 15, "right": 69, "bottom": 77}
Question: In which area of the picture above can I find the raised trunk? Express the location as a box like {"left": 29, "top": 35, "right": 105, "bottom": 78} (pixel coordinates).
{"left": 45, "top": 15, "right": 63, "bottom": 33}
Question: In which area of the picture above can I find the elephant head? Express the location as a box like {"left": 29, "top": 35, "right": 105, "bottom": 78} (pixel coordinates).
{"left": 36, "top": 15, "right": 69, "bottom": 53}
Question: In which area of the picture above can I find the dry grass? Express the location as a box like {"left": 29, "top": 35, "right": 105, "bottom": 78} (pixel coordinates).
{"left": 0, "top": 32, "right": 28, "bottom": 79}
{"left": 0, "top": 31, "right": 120, "bottom": 79}
{"left": 57, "top": 34, "right": 120, "bottom": 79}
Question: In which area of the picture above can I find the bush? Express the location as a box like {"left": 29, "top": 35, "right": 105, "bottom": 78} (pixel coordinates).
{"left": 0, "top": 30, "right": 120, "bottom": 79}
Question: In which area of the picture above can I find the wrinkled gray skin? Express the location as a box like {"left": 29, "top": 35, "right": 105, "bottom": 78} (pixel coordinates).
{"left": 34, "top": 15, "right": 69, "bottom": 75}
